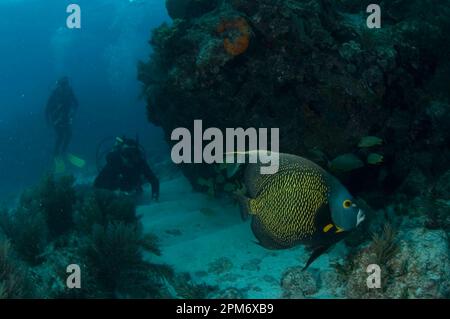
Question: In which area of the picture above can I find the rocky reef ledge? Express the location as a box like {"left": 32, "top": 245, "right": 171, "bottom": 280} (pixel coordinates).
{"left": 139, "top": 0, "right": 450, "bottom": 206}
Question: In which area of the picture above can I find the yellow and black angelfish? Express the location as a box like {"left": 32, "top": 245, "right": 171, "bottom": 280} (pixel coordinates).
{"left": 232, "top": 151, "right": 365, "bottom": 270}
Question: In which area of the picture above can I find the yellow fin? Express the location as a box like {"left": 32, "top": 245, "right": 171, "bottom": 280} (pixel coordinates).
{"left": 335, "top": 226, "right": 345, "bottom": 233}
{"left": 235, "top": 194, "right": 256, "bottom": 221}
{"left": 323, "top": 224, "right": 334, "bottom": 233}
{"left": 248, "top": 198, "right": 258, "bottom": 215}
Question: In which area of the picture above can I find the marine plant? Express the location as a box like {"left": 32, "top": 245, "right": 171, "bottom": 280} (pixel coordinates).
{"left": 73, "top": 189, "right": 137, "bottom": 234}
{"left": 370, "top": 223, "right": 399, "bottom": 266}
{"left": 419, "top": 188, "right": 450, "bottom": 231}
{"left": 170, "top": 273, "right": 218, "bottom": 299}
{"left": 0, "top": 206, "right": 48, "bottom": 265}
{"left": 0, "top": 175, "right": 175, "bottom": 299}
{"left": 332, "top": 253, "right": 357, "bottom": 281}
{"left": 141, "top": 233, "right": 162, "bottom": 256}
{"left": 0, "top": 238, "right": 31, "bottom": 298}
{"left": 19, "top": 174, "right": 76, "bottom": 239}
{"left": 82, "top": 222, "right": 170, "bottom": 298}
{"left": 0, "top": 174, "right": 76, "bottom": 264}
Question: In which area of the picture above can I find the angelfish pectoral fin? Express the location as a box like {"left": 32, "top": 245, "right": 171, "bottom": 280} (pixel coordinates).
{"left": 323, "top": 224, "right": 334, "bottom": 233}
{"left": 302, "top": 245, "right": 331, "bottom": 271}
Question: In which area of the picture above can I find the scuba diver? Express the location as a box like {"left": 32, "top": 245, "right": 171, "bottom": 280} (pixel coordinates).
{"left": 94, "top": 136, "right": 160, "bottom": 201}
{"left": 45, "top": 76, "right": 84, "bottom": 172}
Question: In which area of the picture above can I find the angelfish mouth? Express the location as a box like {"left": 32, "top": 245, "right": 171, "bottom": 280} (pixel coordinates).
{"left": 356, "top": 209, "right": 365, "bottom": 227}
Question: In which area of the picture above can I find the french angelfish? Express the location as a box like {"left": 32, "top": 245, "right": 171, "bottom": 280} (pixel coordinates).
{"left": 229, "top": 151, "right": 365, "bottom": 270}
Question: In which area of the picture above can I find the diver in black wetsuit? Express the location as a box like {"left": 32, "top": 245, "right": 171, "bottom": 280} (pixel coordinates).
{"left": 45, "top": 77, "right": 78, "bottom": 157}
{"left": 94, "top": 137, "right": 160, "bottom": 201}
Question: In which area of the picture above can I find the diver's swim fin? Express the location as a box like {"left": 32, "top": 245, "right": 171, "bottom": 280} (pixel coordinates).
{"left": 67, "top": 153, "right": 86, "bottom": 168}
{"left": 302, "top": 245, "right": 331, "bottom": 271}
{"left": 54, "top": 157, "right": 66, "bottom": 174}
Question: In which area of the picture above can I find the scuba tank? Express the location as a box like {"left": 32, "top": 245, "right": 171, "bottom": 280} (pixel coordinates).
{"left": 95, "top": 135, "right": 147, "bottom": 172}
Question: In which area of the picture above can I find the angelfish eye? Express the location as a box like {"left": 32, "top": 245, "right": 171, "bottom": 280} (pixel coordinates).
{"left": 343, "top": 200, "right": 352, "bottom": 209}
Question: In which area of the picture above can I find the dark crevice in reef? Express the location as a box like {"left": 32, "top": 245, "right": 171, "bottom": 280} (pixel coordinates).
{"left": 139, "top": 0, "right": 450, "bottom": 205}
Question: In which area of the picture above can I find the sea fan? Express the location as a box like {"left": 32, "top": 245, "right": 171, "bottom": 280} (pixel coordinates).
{"left": 0, "top": 206, "right": 48, "bottom": 265}
{"left": 83, "top": 222, "right": 170, "bottom": 298}
{"left": 0, "top": 239, "right": 30, "bottom": 298}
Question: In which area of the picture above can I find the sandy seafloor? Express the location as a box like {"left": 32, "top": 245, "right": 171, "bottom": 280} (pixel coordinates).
{"left": 138, "top": 174, "right": 348, "bottom": 299}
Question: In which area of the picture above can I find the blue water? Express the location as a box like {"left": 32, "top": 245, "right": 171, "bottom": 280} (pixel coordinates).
{"left": 0, "top": 0, "right": 448, "bottom": 301}
{"left": 0, "top": 0, "right": 169, "bottom": 198}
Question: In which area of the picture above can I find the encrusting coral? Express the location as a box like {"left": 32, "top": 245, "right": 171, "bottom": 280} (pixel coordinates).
{"left": 217, "top": 17, "right": 251, "bottom": 56}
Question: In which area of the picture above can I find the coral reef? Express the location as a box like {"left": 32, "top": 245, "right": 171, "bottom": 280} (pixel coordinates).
{"left": 0, "top": 205, "right": 48, "bottom": 265}
{"left": 0, "top": 238, "right": 32, "bottom": 298}
{"left": 281, "top": 268, "right": 318, "bottom": 298}
{"left": 73, "top": 188, "right": 138, "bottom": 234}
{"left": 22, "top": 175, "right": 76, "bottom": 239}
{"left": 278, "top": 210, "right": 449, "bottom": 299}
{"left": 343, "top": 225, "right": 449, "bottom": 298}
{"left": 370, "top": 223, "right": 399, "bottom": 267}
{"left": 165, "top": 0, "right": 219, "bottom": 20}
{"left": 328, "top": 211, "right": 450, "bottom": 299}
{"left": 0, "top": 175, "right": 183, "bottom": 299}
{"left": 0, "top": 175, "right": 75, "bottom": 264}
{"left": 82, "top": 222, "right": 167, "bottom": 298}
{"left": 139, "top": 0, "right": 450, "bottom": 205}
{"left": 217, "top": 17, "right": 251, "bottom": 56}
{"left": 169, "top": 273, "right": 218, "bottom": 299}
